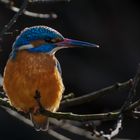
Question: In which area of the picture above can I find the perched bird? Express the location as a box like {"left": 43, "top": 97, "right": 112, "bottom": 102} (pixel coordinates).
{"left": 3, "top": 26, "right": 99, "bottom": 131}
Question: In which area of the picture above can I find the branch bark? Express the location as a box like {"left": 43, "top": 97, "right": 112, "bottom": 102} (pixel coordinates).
{"left": 0, "top": 0, "right": 70, "bottom": 19}
{"left": 0, "top": 78, "right": 138, "bottom": 122}
{"left": 61, "top": 80, "right": 132, "bottom": 109}
{"left": 0, "top": 0, "right": 28, "bottom": 38}
{"left": 120, "top": 64, "right": 140, "bottom": 112}
{"left": 1, "top": 94, "right": 140, "bottom": 122}
{"left": 0, "top": 97, "right": 120, "bottom": 121}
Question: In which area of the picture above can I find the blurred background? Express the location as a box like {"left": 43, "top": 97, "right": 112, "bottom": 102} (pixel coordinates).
{"left": 0, "top": 0, "right": 140, "bottom": 139}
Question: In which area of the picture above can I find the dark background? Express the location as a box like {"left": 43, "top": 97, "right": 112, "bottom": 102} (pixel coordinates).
{"left": 0, "top": 0, "right": 140, "bottom": 139}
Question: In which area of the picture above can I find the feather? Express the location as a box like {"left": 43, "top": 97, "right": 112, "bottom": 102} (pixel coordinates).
{"left": 30, "top": 113, "right": 49, "bottom": 131}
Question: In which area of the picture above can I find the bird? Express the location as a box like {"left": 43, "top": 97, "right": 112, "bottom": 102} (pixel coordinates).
{"left": 3, "top": 25, "right": 99, "bottom": 131}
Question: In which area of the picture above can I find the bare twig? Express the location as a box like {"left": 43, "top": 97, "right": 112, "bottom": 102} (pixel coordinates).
{"left": 0, "top": 79, "right": 137, "bottom": 122}
{"left": 0, "top": 0, "right": 55, "bottom": 19}
{"left": 1, "top": 80, "right": 132, "bottom": 108}
{"left": 4, "top": 30, "right": 19, "bottom": 36}
{"left": 120, "top": 64, "right": 140, "bottom": 112}
{"left": 50, "top": 119, "right": 96, "bottom": 140}
{"left": 33, "top": 90, "right": 120, "bottom": 121}
{"left": 0, "top": 78, "right": 138, "bottom": 123}
{"left": 0, "top": 79, "right": 139, "bottom": 140}
{"left": 41, "top": 110, "right": 120, "bottom": 121}
{"left": 125, "top": 99, "right": 140, "bottom": 112}
{"left": 10, "top": 6, "right": 57, "bottom": 19}
{"left": 0, "top": 97, "right": 17, "bottom": 111}
{"left": 93, "top": 119, "right": 122, "bottom": 140}
{"left": 5, "top": 109, "right": 72, "bottom": 140}
{"left": 0, "top": 90, "right": 121, "bottom": 123}
{"left": 61, "top": 80, "right": 132, "bottom": 108}
{"left": 0, "top": 56, "right": 139, "bottom": 139}
{"left": 0, "top": 0, "right": 70, "bottom": 19}
{"left": 62, "top": 93, "right": 75, "bottom": 101}
{"left": 0, "top": 1, "right": 139, "bottom": 139}
{"left": 132, "top": 111, "right": 140, "bottom": 118}
{"left": 0, "top": 94, "right": 120, "bottom": 122}
{"left": 0, "top": 97, "right": 29, "bottom": 118}
{"left": 0, "top": 0, "right": 28, "bottom": 38}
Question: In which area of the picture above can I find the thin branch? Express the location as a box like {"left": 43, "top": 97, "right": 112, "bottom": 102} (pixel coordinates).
{"left": 0, "top": 80, "right": 139, "bottom": 140}
{"left": 40, "top": 110, "right": 120, "bottom": 121}
{"left": 120, "top": 64, "right": 140, "bottom": 112}
{"left": 61, "top": 80, "right": 132, "bottom": 108}
{"left": 34, "top": 90, "right": 120, "bottom": 121}
{"left": 0, "top": 79, "right": 138, "bottom": 122}
{"left": 0, "top": 0, "right": 28, "bottom": 38}
{"left": 132, "top": 111, "right": 140, "bottom": 118}
{"left": 62, "top": 93, "right": 75, "bottom": 101}
{"left": 0, "top": 95, "right": 120, "bottom": 121}
{"left": 50, "top": 119, "right": 95, "bottom": 140}
{"left": 0, "top": 98, "right": 28, "bottom": 117}
{"left": 0, "top": 0, "right": 70, "bottom": 19}
{"left": 93, "top": 119, "right": 122, "bottom": 140}
{"left": 0, "top": 98, "right": 17, "bottom": 111}
{"left": 3, "top": 30, "right": 19, "bottom": 36}
{"left": 125, "top": 99, "right": 140, "bottom": 112}
{"left": 5, "top": 109, "right": 73, "bottom": 140}
{"left": 3, "top": 107, "right": 131, "bottom": 140}
{"left": 10, "top": 5, "right": 57, "bottom": 19}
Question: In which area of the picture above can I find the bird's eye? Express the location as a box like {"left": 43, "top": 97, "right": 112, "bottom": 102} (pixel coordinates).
{"left": 45, "top": 38, "right": 62, "bottom": 43}
{"left": 51, "top": 38, "right": 60, "bottom": 43}
{"left": 44, "top": 38, "right": 52, "bottom": 43}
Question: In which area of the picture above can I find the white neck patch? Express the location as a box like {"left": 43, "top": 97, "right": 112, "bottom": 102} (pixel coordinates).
{"left": 18, "top": 44, "right": 34, "bottom": 51}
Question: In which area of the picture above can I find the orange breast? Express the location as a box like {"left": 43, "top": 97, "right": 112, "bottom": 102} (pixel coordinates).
{"left": 3, "top": 50, "right": 64, "bottom": 113}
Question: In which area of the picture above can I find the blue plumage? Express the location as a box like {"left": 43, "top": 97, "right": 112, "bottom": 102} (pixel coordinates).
{"left": 10, "top": 25, "right": 99, "bottom": 59}
{"left": 12, "top": 26, "right": 64, "bottom": 49}
{"left": 28, "top": 44, "right": 55, "bottom": 53}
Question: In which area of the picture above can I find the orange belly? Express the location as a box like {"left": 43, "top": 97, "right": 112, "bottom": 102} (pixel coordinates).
{"left": 3, "top": 50, "right": 64, "bottom": 113}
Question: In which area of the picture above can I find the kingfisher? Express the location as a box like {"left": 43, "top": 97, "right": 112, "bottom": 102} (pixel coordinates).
{"left": 3, "top": 26, "right": 99, "bottom": 131}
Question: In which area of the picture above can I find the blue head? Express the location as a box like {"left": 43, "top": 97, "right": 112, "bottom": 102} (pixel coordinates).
{"left": 11, "top": 26, "right": 99, "bottom": 58}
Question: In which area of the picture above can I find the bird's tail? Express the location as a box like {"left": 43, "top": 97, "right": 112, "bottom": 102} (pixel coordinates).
{"left": 30, "top": 113, "right": 49, "bottom": 131}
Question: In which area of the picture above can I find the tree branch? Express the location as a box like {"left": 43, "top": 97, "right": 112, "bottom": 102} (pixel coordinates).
{"left": 9, "top": 5, "right": 57, "bottom": 19}
{"left": 120, "top": 64, "right": 140, "bottom": 112}
{"left": 0, "top": 78, "right": 139, "bottom": 140}
{"left": 93, "top": 119, "right": 122, "bottom": 140}
{"left": 132, "top": 111, "right": 140, "bottom": 118}
{"left": 62, "top": 93, "right": 75, "bottom": 101}
{"left": 0, "top": 96, "right": 120, "bottom": 121}
{"left": 0, "top": 78, "right": 137, "bottom": 122}
{"left": 0, "top": 1, "right": 139, "bottom": 139}
{"left": 41, "top": 110, "right": 120, "bottom": 121}
{"left": 0, "top": 0, "right": 70, "bottom": 19}
{"left": 0, "top": 0, "right": 28, "bottom": 38}
{"left": 61, "top": 80, "right": 132, "bottom": 108}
